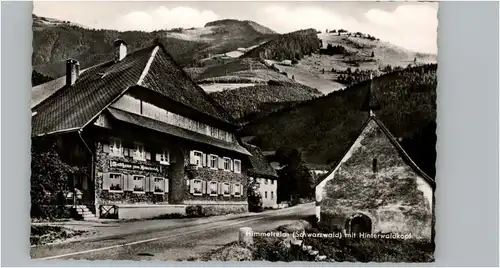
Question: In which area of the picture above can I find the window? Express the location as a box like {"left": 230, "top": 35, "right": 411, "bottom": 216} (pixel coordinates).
{"left": 265, "top": 178, "right": 269, "bottom": 185}
{"left": 225, "top": 132, "right": 233, "bottom": 142}
{"left": 271, "top": 191, "right": 274, "bottom": 200}
{"left": 265, "top": 191, "right": 268, "bottom": 199}
{"left": 157, "top": 149, "right": 169, "bottom": 165}
{"left": 110, "top": 138, "right": 122, "bottom": 157}
{"left": 234, "top": 160, "right": 241, "bottom": 173}
{"left": 109, "top": 173, "right": 124, "bottom": 192}
{"left": 192, "top": 179, "right": 203, "bottom": 195}
{"left": 208, "top": 181, "right": 218, "bottom": 196}
{"left": 271, "top": 179, "right": 274, "bottom": 185}
{"left": 153, "top": 177, "right": 166, "bottom": 194}
{"left": 191, "top": 151, "right": 203, "bottom": 167}
{"left": 132, "top": 175, "right": 145, "bottom": 193}
{"left": 372, "top": 158, "right": 378, "bottom": 173}
{"left": 233, "top": 184, "right": 242, "bottom": 197}
{"left": 222, "top": 183, "right": 230, "bottom": 196}
{"left": 223, "top": 157, "right": 231, "bottom": 171}
{"left": 133, "top": 142, "right": 146, "bottom": 161}
{"left": 209, "top": 155, "right": 218, "bottom": 169}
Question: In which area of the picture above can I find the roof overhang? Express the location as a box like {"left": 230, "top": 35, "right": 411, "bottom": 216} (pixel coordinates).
{"left": 106, "top": 107, "right": 251, "bottom": 156}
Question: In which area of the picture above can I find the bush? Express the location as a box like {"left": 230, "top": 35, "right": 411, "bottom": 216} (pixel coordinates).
{"left": 31, "top": 139, "right": 84, "bottom": 220}
{"left": 186, "top": 205, "right": 203, "bottom": 217}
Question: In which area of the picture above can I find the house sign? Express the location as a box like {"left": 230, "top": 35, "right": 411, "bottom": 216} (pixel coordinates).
{"left": 109, "top": 160, "right": 160, "bottom": 172}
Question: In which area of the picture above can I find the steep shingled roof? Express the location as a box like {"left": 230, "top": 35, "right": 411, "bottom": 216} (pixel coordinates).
{"left": 243, "top": 142, "right": 278, "bottom": 178}
{"left": 316, "top": 115, "right": 436, "bottom": 189}
{"left": 31, "top": 43, "right": 235, "bottom": 136}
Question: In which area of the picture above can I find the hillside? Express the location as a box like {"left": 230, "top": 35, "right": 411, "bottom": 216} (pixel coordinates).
{"left": 237, "top": 30, "right": 437, "bottom": 94}
{"left": 240, "top": 64, "right": 437, "bottom": 178}
{"left": 242, "top": 28, "right": 321, "bottom": 61}
{"left": 193, "top": 58, "right": 293, "bottom": 84}
{"left": 209, "top": 81, "right": 322, "bottom": 123}
{"left": 32, "top": 15, "right": 276, "bottom": 78}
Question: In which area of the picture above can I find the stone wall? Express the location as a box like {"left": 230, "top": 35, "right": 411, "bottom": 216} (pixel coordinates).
{"left": 317, "top": 119, "right": 434, "bottom": 240}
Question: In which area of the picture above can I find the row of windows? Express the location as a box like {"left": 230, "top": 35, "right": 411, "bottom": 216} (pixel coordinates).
{"left": 188, "top": 179, "right": 243, "bottom": 197}
{"left": 264, "top": 191, "right": 275, "bottom": 200}
{"left": 190, "top": 150, "right": 241, "bottom": 173}
{"left": 104, "top": 138, "right": 171, "bottom": 165}
{"left": 102, "top": 173, "right": 168, "bottom": 194}
{"left": 250, "top": 177, "right": 275, "bottom": 185}
{"left": 111, "top": 94, "right": 234, "bottom": 142}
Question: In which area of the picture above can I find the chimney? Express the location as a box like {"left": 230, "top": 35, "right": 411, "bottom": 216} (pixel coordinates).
{"left": 113, "top": 39, "right": 128, "bottom": 62}
{"left": 66, "top": 58, "right": 80, "bottom": 86}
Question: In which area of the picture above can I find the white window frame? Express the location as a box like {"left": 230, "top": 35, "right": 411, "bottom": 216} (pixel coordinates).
{"left": 223, "top": 157, "right": 231, "bottom": 171}
{"left": 132, "top": 175, "right": 146, "bottom": 193}
{"left": 133, "top": 142, "right": 146, "bottom": 161}
{"left": 192, "top": 179, "right": 203, "bottom": 196}
{"left": 109, "top": 173, "right": 124, "bottom": 193}
{"left": 222, "top": 182, "right": 231, "bottom": 196}
{"left": 153, "top": 177, "right": 166, "bottom": 194}
{"left": 193, "top": 151, "right": 203, "bottom": 167}
{"left": 233, "top": 159, "right": 242, "bottom": 174}
{"left": 208, "top": 181, "right": 218, "bottom": 196}
{"left": 159, "top": 149, "right": 170, "bottom": 165}
{"left": 209, "top": 154, "right": 218, "bottom": 170}
{"left": 233, "top": 183, "right": 242, "bottom": 197}
{"left": 109, "top": 138, "right": 123, "bottom": 157}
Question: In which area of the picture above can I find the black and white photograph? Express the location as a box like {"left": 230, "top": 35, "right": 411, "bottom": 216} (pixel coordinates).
{"left": 30, "top": 1, "right": 438, "bottom": 262}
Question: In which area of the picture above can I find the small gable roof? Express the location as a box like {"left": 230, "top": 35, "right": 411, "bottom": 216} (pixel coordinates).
{"left": 32, "top": 43, "right": 235, "bottom": 137}
{"left": 243, "top": 143, "right": 278, "bottom": 178}
{"left": 317, "top": 115, "right": 436, "bottom": 189}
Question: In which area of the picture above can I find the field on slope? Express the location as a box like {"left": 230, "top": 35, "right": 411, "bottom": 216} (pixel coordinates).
{"left": 258, "top": 32, "right": 437, "bottom": 94}
{"left": 191, "top": 58, "right": 294, "bottom": 84}
{"left": 209, "top": 81, "right": 322, "bottom": 123}
{"left": 240, "top": 64, "right": 437, "bottom": 178}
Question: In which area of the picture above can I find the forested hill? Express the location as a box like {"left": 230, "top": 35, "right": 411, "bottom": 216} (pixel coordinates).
{"left": 242, "top": 29, "right": 321, "bottom": 62}
{"left": 240, "top": 64, "right": 437, "bottom": 178}
{"left": 209, "top": 81, "right": 322, "bottom": 122}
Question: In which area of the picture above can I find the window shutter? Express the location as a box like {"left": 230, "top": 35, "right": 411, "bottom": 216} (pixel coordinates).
{"left": 146, "top": 151, "right": 151, "bottom": 160}
{"left": 218, "top": 182, "right": 222, "bottom": 195}
{"left": 144, "top": 177, "right": 149, "bottom": 192}
{"left": 102, "top": 173, "right": 110, "bottom": 190}
{"left": 202, "top": 153, "right": 207, "bottom": 167}
{"left": 202, "top": 180, "right": 207, "bottom": 194}
{"left": 165, "top": 179, "right": 169, "bottom": 193}
{"left": 230, "top": 159, "right": 234, "bottom": 172}
{"left": 103, "top": 144, "right": 110, "bottom": 153}
{"left": 146, "top": 177, "right": 153, "bottom": 192}
{"left": 126, "top": 175, "right": 134, "bottom": 191}
{"left": 189, "top": 179, "right": 195, "bottom": 194}
{"left": 218, "top": 157, "right": 224, "bottom": 169}
{"left": 240, "top": 184, "right": 244, "bottom": 196}
{"left": 189, "top": 151, "right": 196, "bottom": 165}
{"left": 156, "top": 153, "right": 161, "bottom": 161}
{"left": 230, "top": 184, "right": 234, "bottom": 195}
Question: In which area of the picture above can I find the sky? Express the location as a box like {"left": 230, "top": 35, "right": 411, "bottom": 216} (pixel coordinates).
{"left": 33, "top": 1, "right": 438, "bottom": 54}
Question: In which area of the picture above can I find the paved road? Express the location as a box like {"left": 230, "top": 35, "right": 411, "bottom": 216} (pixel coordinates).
{"left": 31, "top": 203, "right": 314, "bottom": 261}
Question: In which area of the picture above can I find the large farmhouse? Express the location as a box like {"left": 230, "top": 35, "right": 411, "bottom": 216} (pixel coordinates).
{"left": 31, "top": 40, "right": 253, "bottom": 220}
{"left": 315, "top": 76, "right": 436, "bottom": 241}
